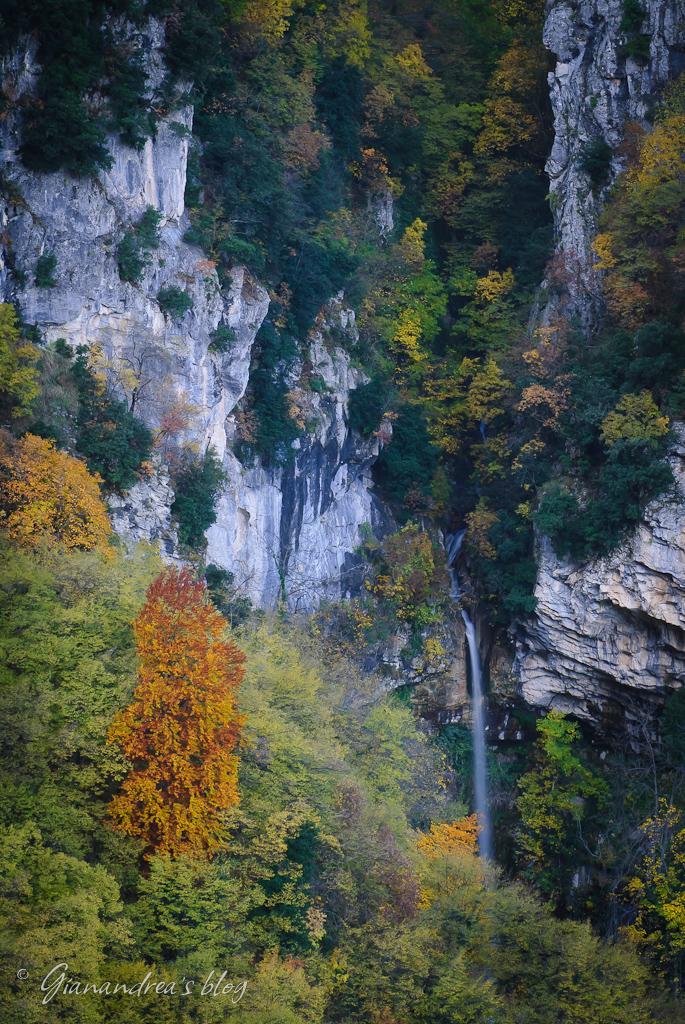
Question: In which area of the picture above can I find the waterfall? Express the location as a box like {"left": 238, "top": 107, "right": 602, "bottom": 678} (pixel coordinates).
{"left": 446, "top": 531, "right": 494, "bottom": 861}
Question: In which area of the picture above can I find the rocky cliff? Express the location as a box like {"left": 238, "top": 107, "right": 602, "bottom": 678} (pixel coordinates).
{"left": 0, "top": 25, "right": 390, "bottom": 610}
{"left": 206, "top": 302, "right": 391, "bottom": 611}
{"left": 5, "top": 7, "right": 685, "bottom": 723}
{"left": 542, "top": 0, "right": 685, "bottom": 327}
{"left": 514, "top": 0, "right": 685, "bottom": 727}
{"left": 515, "top": 430, "right": 685, "bottom": 729}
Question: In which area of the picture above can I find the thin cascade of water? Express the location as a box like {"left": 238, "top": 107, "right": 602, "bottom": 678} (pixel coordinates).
{"left": 446, "top": 531, "right": 494, "bottom": 861}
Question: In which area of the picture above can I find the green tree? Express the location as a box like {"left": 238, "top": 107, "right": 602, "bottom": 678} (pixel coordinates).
{"left": 130, "top": 854, "right": 259, "bottom": 970}
{"left": 0, "top": 823, "right": 129, "bottom": 1024}
{"left": 72, "top": 352, "right": 153, "bottom": 492}
{"left": 157, "top": 287, "right": 193, "bottom": 319}
{"left": 0, "top": 539, "right": 158, "bottom": 859}
{"left": 601, "top": 391, "right": 669, "bottom": 447}
{"left": 34, "top": 253, "right": 58, "bottom": 288}
{"left": 516, "top": 711, "right": 608, "bottom": 901}
{"left": 470, "top": 880, "right": 663, "bottom": 1024}
{"left": 374, "top": 406, "right": 439, "bottom": 517}
{"left": 348, "top": 374, "right": 389, "bottom": 438}
{"left": 237, "top": 318, "right": 300, "bottom": 467}
{"left": 117, "top": 208, "right": 162, "bottom": 284}
{"left": 171, "top": 449, "right": 226, "bottom": 549}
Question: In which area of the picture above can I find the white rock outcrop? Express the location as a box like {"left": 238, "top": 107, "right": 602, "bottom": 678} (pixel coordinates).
{"left": 207, "top": 298, "right": 392, "bottom": 609}
{"left": 516, "top": 432, "right": 685, "bottom": 724}
{"left": 0, "top": 24, "right": 390, "bottom": 610}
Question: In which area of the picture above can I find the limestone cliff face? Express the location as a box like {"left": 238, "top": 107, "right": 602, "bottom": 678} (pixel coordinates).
{"left": 0, "top": 25, "right": 390, "bottom": 610}
{"left": 515, "top": 431, "right": 685, "bottom": 726}
{"left": 206, "top": 300, "right": 392, "bottom": 610}
{"left": 542, "top": 0, "right": 685, "bottom": 327}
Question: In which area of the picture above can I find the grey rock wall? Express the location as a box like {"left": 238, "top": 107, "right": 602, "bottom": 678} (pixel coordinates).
{"left": 542, "top": 0, "right": 685, "bottom": 327}
{"left": 0, "top": 25, "right": 390, "bottom": 610}
{"left": 206, "top": 299, "right": 393, "bottom": 609}
{"left": 515, "top": 427, "right": 685, "bottom": 730}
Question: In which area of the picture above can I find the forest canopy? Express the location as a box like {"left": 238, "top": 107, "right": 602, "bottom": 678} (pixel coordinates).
{"left": 1, "top": 1, "right": 685, "bottom": 1021}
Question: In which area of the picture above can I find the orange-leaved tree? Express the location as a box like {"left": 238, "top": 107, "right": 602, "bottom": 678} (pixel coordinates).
{"left": 108, "top": 567, "right": 244, "bottom": 859}
{"left": 417, "top": 816, "right": 480, "bottom": 860}
{"left": 0, "top": 430, "right": 112, "bottom": 553}
{"left": 416, "top": 815, "right": 483, "bottom": 908}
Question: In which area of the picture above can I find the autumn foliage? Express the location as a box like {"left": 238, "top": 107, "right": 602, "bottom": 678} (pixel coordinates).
{"left": 623, "top": 800, "right": 685, "bottom": 978}
{"left": 0, "top": 430, "right": 112, "bottom": 553}
{"left": 417, "top": 816, "right": 482, "bottom": 908}
{"left": 0, "top": 302, "right": 39, "bottom": 420}
{"left": 367, "top": 522, "right": 448, "bottom": 626}
{"left": 108, "top": 568, "right": 244, "bottom": 859}
{"left": 417, "top": 815, "right": 480, "bottom": 860}
{"left": 592, "top": 78, "right": 685, "bottom": 328}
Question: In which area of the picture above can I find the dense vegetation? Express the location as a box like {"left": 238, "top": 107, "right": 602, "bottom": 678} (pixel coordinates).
{"left": 1, "top": 306, "right": 683, "bottom": 1015}
{"left": 0, "top": 531, "right": 682, "bottom": 1022}
{"left": 2, "top": 2, "right": 685, "bottom": 1020}
{"left": 177, "top": 0, "right": 555, "bottom": 517}
{"left": 5, "top": 328, "right": 153, "bottom": 493}
{"left": 0, "top": 0, "right": 157, "bottom": 175}
{"left": 170, "top": 448, "right": 226, "bottom": 549}
{"left": 117, "top": 208, "right": 162, "bottom": 284}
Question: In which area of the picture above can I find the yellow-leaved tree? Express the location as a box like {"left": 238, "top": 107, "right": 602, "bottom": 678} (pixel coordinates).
{"left": 0, "top": 431, "right": 111, "bottom": 553}
{"left": 0, "top": 303, "right": 39, "bottom": 420}
{"left": 417, "top": 816, "right": 480, "bottom": 859}
{"left": 623, "top": 800, "right": 685, "bottom": 985}
{"left": 600, "top": 391, "right": 669, "bottom": 447}
{"left": 239, "top": 0, "right": 296, "bottom": 43}
{"left": 417, "top": 816, "right": 482, "bottom": 907}
{"left": 425, "top": 356, "right": 511, "bottom": 455}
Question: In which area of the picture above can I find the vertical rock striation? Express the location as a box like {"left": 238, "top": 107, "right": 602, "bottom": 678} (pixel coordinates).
{"left": 0, "top": 24, "right": 390, "bottom": 609}
{"left": 206, "top": 298, "right": 393, "bottom": 610}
